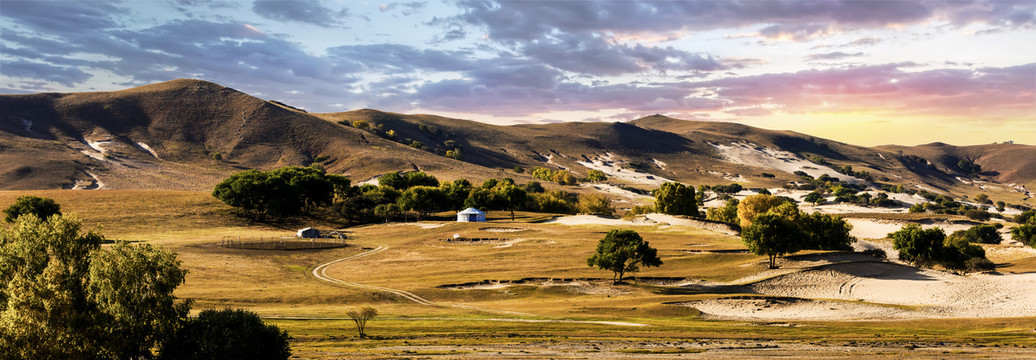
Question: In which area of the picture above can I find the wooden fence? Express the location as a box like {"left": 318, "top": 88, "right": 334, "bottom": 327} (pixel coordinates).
{"left": 220, "top": 236, "right": 347, "bottom": 250}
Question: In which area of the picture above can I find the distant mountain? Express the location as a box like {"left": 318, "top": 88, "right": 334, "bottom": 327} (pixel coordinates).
{"left": 1, "top": 79, "right": 1032, "bottom": 206}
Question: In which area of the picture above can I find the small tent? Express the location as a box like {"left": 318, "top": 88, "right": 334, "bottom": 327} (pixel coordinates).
{"left": 457, "top": 208, "right": 486, "bottom": 222}
{"left": 297, "top": 228, "right": 320, "bottom": 238}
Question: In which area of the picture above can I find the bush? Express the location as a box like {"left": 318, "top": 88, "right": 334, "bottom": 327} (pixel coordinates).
{"left": 159, "top": 309, "right": 291, "bottom": 360}
{"left": 964, "top": 257, "right": 996, "bottom": 273}
{"left": 3, "top": 195, "right": 61, "bottom": 223}
{"left": 862, "top": 248, "right": 887, "bottom": 260}
{"left": 577, "top": 193, "right": 614, "bottom": 216}
{"left": 654, "top": 182, "right": 697, "bottom": 217}
{"left": 949, "top": 224, "right": 1002, "bottom": 244}
{"left": 705, "top": 198, "right": 739, "bottom": 224}
{"left": 1011, "top": 224, "right": 1036, "bottom": 247}
{"left": 964, "top": 209, "right": 992, "bottom": 221}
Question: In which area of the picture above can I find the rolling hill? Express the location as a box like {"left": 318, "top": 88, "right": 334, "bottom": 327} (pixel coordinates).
{"left": 1, "top": 79, "right": 1032, "bottom": 206}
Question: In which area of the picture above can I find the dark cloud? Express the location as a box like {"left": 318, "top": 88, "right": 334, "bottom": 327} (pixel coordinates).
{"left": 327, "top": 44, "right": 475, "bottom": 72}
{"left": 806, "top": 52, "right": 864, "bottom": 61}
{"left": 252, "top": 0, "right": 348, "bottom": 27}
{"left": 0, "top": 60, "right": 92, "bottom": 87}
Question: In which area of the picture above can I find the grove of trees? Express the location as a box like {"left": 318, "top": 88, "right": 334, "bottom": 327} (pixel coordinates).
{"left": 890, "top": 224, "right": 993, "bottom": 272}
{"left": 653, "top": 182, "right": 698, "bottom": 216}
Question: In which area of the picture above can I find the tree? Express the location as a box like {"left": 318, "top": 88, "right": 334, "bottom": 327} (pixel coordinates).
{"left": 88, "top": 242, "right": 192, "bottom": 359}
{"left": 271, "top": 167, "right": 333, "bottom": 213}
{"left": 496, "top": 185, "right": 528, "bottom": 220}
{"left": 1, "top": 215, "right": 192, "bottom": 359}
{"left": 440, "top": 179, "right": 473, "bottom": 210}
{"left": 346, "top": 307, "right": 378, "bottom": 339}
{"left": 212, "top": 170, "right": 299, "bottom": 220}
{"left": 3, "top": 195, "right": 61, "bottom": 223}
{"left": 0, "top": 214, "right": 104, "bottom": 359}
{"left": 586, "top": 230, "right": 662, "bottom": 283}
{"left": 736, "top": 194, "right": 792, "bottom": 228}
{"left": 1013, "top": 210, "right": 1036, "bottom": 224}
{"left": 653, "top": 182, "right": 697, "bottom": 216}
{"left": 949, "top": 224, "right": 1002, "bottom": 244}
{"left": 798, "top": 212, "right": 855, "bottom": 250}
{"left": 741, "top": 214, "right": 804, "bottom": 268}
{"left": 396, "top": 186, "right": 446, "bottom": 220}
{"left": 159, "top": 309, "right": 291, "bottom": 360}
{"left": 373, "top": 203, "right": 402, "bottom": 223}
{"left": 889, "top": 224, "right": 945, "bottom": 267}
{"left": 803, "top": 191, "right": 825, "bottom": 205}
{"left": 705, "top": 198, "right": 739, "bottom": 224}
{"left": 585, "top": 169, "right": 607, "bottom": 182}
{"left": 404, "top": 171, "right": 439, "bottom": 188}
{"left": 1011, "top": 224, "right": 1036, "bottom": 248}
{"left": 378, "top": 171, "right": 407, "bottom": 189}
{"left": 577, "top": 193, "right": 614, "bottom": 216}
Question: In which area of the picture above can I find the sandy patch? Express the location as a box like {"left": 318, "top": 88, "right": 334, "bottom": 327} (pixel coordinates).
{"left": 845, "top": 218, "right": 972, "bottom": 240}
{"left": 71, "top": 171, "right": 105, "bottom": 190}
{"left": 542, "top": 215, "right": 657, "bottom": 226}
{"left": 135, "top": 142, "right": 160, "bottom": 159}
{"left": 479, "top": 227, "right": 528, "bottom": 233}
{"left": 743, "top": 261, "right": 1036, "bottom": 319}
{"left": 580, "top": 183, "right": 653, "bottom": 202}
{"left": 709, "top": 141, "right": 864, "bottom": 184}
{"left": 684, "top": 297, "right": 912, "bottom": 321}
{"left": 575, "top": 153, "right": 673, "bottom": 186}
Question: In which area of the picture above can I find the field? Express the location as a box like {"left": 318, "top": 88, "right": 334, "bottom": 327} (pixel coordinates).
{"left": 3, "top": 190, "right": 1036, "bottom": 359}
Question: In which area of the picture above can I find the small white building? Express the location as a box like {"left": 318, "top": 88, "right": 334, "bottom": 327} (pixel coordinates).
{"left": 456, "top": 208, "right": 486, "bottom": 222}
{"left": 297, "top": 228, "right": 320, "bottom": 238}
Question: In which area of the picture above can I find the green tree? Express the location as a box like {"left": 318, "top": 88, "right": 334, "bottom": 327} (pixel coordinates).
{"left": 89, "top": 242, "right": 192, "bottom": 359}
{"left": 373, "top": 203, "right": 401, "bottom": 223}
{"left": 0, "top": 214, "right": 104, "bottom": 359}
{"left": 1011, "top": 224, "right": 1036, "bottom": 248}
{"left": 889, "top": 224, "right": 945, "bottom": 267}
{"left": 586, "top": 230, "right": 662, "bottom": 283}
{"left": 798, "top": 212, "right": 855, "bottom": 250}
{"left": 949, "top": 224, "right": 1002, "bottom": 244}
{"left": 1013, "top": 209, "right": 1036, "bottom": 224}
{"left": 377, "top": 171, "right": 406, "bottom": 189}
{"left": 3, "top": 195, "right": 61, "bottom": 223}
{"left": 270, "top": 167, "right": 333, "bottom": 213}
{"left": 705, "top": 198, "right": 739, "bottom": 224}
{"left": 396, "top": 186, "right": 446, "bottom": 220}
{"left": 440, "top": 179, "right": 473, "bottom": 210}
{"left": 653, "top": 182, "right": 697, "bottom": 216}
{"left": 404, "top": 171, "right": 439, "bottom": 188}
{"left": 577, "top": 193, "right": 614, "bottom": 216}
{"left": 803, "top": 191, "right": 824, "bottom": 205}
{"left": 741, "top": 213, "right": 804, "bottom": 268}
{"left": 212, "top": 170, "right": 298, "bottom": 220}
{"left": 496, "top": 185, "right": 528, "bottom": 220}
{"left": 159, "top": 309, "right": 291, "bottom": 360}
{"left": 585, "top": 169, "right": 607, "bottom": 182}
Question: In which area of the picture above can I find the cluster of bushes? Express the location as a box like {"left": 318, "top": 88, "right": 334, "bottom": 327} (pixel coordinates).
{"left": 803, "top": 186, "right": 897, "bottom": 207}
{"left": 957, "top": 158, "right": 982, "bottom": 176}
{"left": 890, "top": 224, "right": 994, "bottom": 273}
{"left": 785, "top": 171, "right": 865, "bottom": 194}
{"left": 1012, "top": 210, "right": 1036, "bottom": 248}
{"left": 342, "top": 120, "right": 464, "bottom": 160}
{"left": 832, "top": 164, "right": 874, "bottom": 182}
{"left": 531, "top": 167, "right": 578, "bottom": 185}
{"left": 908, "top": 192, "right": 994, "bottom": 219}
{"left": 949, "top": 224, "right": 1002, "bottom": 244}
{"left": 733, "top": 194, "right": 857, "bottom": 268}
{"left": 879, "top": 183, "right": 918, "bottom": 195}
{"left": 0, "top": 199, "right": 291, "bottom": 359}
{"left": 212, "top": 167, "right": 351, "bottom": 220}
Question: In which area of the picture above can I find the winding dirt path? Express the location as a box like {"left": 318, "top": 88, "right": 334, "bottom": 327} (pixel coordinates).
{"left": 309, "top": 244, "right": 648, "bottom": 326}
{"left": 311, "top": 245, "right": 434, "bottom": 305}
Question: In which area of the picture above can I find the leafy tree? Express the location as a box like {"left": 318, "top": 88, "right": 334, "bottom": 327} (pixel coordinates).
{"left": 326, "top": 174, "right": 353, "bottom": 203}
{"left": 404, "top": 171, "right": 439, "bottom": 188}
{"left": 963, "top": 209, "right": 992, "bottom": 221}
{"left": 464, "top": 188, "right": 500, "bottom": 210}
{"left": 445, "top": 149, "right": 462, "bottom": 160}
{"left": 1011, "top": 224, "right": 1036, "bottom": 248}
{"left": 577, "top": 193, "right": 614, "bottom": 216}
{"left": 711, "top": 183, "right": 743, "bottom": 194}
{"left": 212, "top": 170, "right": 298, "bottom": 220}
{"left": 1, "top": 215, "right": 191, "bottom": 360}
{"left": 957, "top": 158, "right": 981, "bottom": 175}
{"left": 159, "top": 309, "right": 291, "bottom": 360}
{"left": 378, "top": 171, "right": 407, "bottom": 189}
{"left": 397, "top": 186, "right": 447, "bottom": 220}
{"left": 89, "top": 242, "right": 191, "bottom": 359}
{"left": 798, "top": 212, "right": 855, "bottom": 250}
{"left": 496, "top": 185, "right": 528, "bottom": 220}
{"left": 705, "top": 198, "right": 739, "bottom": 224}
{"left": 1014, "top": 210, "right": 1036, "bottom": 224}
{"left": 346, "top": 307, "right": 378, "bottom": 339}
{"left": 585, "top": 169, "right": 607, "bottom": 182}
{"left": 271, "top": 167, "right": 333, "bottom": 213}
{"left": 803, "top": 191, "right": 824, "bottom": 205}
{"left": 949, "top": 224, "right": 1002, "bottom": 244}
{"left": 523, "top": 181, "right": 545, "bottom": 193}
{"left": 890, "top": 224, "right": 945, "bottom": 267}
{"left": 586, "top": 230, "right": 662, "bottom": 283}
{"left": 0, "top": 214, "right": 104, "bottom": 359}
{"left": 482, "top": 178, "right": 499, "bottom": 190}
{"left": 3, "top": 195, "right": 61, "bottom": 223}
{"left": 529, "top": 192, "right": 575, "bottom": 214}
{"left": 736, "top": 194, "right": 793, "bottom": 228}
{"left": 741, "top": 213, "right": 804, "bottom": 268}
{"left": 653, "top": 182, "right": 697, "bottom": 216}
{"left": 373, "top": 203, "right": 402, "bottom": 223}
{"left": 440, "top": 179, "right": 473, "bottom": 210}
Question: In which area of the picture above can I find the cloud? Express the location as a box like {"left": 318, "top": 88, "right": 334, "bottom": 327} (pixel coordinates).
{"left": 806, "top": 51, "right": 864, "bottom": 61}
{"left": 326, "top": 44, "right": 475, "bottom": 72}
{"left": 0, "top": 60, "right": 92, "bottom": 87}
{"left": 725, "top": 107, "right": 773, "bottom": 117}
{"left": 252, "top": 0, "right": 348, "bottom": 27}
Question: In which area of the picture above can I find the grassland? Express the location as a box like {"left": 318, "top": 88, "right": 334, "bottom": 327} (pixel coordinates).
{"left": 3, "top": 190, "right": 1035, "bottom": 359}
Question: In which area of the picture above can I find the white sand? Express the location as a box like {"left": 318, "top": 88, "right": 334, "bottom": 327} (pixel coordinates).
{"left": 575, "top": 153, "right": 674, "bottom": 186}
{"left": 709, "top": 141, "right": 864, "bottom": 184}
{"left": 845, "top": 218, "right": 972, "bottom": 240}
{"left": 136, "top": 142, "right": 160, "bottom": 159}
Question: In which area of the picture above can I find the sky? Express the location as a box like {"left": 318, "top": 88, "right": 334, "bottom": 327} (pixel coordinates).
{"left": 1, "top": 0, "right": 1034, "bottom": 146}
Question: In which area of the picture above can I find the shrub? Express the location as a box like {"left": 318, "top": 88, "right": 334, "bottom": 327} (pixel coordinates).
{"left": 159, "top": 309, "right": 291, "bottom": 360}
{"left": 964, "top": 209, "right": 992, "bottom": 221}
{"left": 577, "top": 193, "right": 614, "bottom": 216}
{"left": 3, "top": 195, "right": 61, "bottom": 223}
{"left": 949, "top": 224, "right": 1002, "bottom": 244}
{"left": 654, "top": 182, "right": 697, "bottom": 217}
